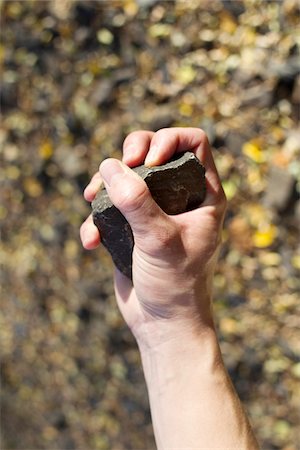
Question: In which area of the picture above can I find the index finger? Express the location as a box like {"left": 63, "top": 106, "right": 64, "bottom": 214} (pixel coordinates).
{"left": 84, "top": 172, "right": 103, "bottom": 202}
{"left": 144, "top": 127, "right": 225, "bottom": 204}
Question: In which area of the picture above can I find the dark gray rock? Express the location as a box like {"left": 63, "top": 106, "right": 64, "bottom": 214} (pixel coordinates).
{"left": 148, "top": 111, "right": 175, "bottom": 132}
{"left": 199, "top": 118, "right": 216, "bottom": 146}
{"left": 221, "top": 0, "right": 245, "bottom": 17}
{"left": 263, "top": 166, "right": 297, "bottom": 213}
{"left": 90, "top": 79, "right": 115, "bottom": 107}
{"left": 0, "top": 82, "right": 18, "bottom": 111}
{"left": 225, "top": 131, "right": 247, "bottom": 156}
{"left": 92, "top": 152, "right": 206, "bottom": 279}
{"left": 241, "top": 83, "right": 273, "bottom": 108}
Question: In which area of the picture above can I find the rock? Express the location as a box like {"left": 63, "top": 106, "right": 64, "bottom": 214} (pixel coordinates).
{"left": 199, "top": 118, "right": 216, "bottom": 146}
{"left": 241, "top": 82, "right": 273, "bottom": 108}
{"left": 148, "top": 111, "right": 175, "bottom": 132}
{"left": 263, "top": 166, "right": 297, "bottom": 213}
{"left": 269, "top": 57, "right": 300, "bottom": 105}
{"left": 221, "top": 0, "right": 245, "bottom": 17}
{"left": 295, "top": 200, "right": 300, "bottom": 227}
{"left": 90, "top": 79, "right": 115, "bottom": 107}
{"left": 225, "top": 131, "right": 247, "bottom": 155}
{"left": 0, "top": 82, "right": 18, "bottom": 111}
{"left": 137, "top": 0, "right": 159, "bottom": 7}
{"left": 92, "top": 152, "right": 206, "bottom": 279}
{"left": 269, "top": 56, "right": 300, "bottom": 81}
{"left": 292, "top": 75, "right": 300, "bottom": 104}
{"left": 90, "top": 69, "right": 136, "bottom": 108}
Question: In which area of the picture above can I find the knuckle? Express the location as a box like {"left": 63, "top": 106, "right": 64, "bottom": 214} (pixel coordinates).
{"left": 123, "top": 130, "right": 149, "bottom": 148}
{"left": 154, "top": 128, "right": 170, "bottom": 141}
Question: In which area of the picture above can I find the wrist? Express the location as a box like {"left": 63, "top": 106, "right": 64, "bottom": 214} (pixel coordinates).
{"left": 132, "top": 286, "right": 215, "bottom": 351}
{"left": 138, "top": 323, "right": 221, "bottom": 386}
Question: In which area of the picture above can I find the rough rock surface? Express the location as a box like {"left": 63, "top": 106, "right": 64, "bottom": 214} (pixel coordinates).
{"left": 92, "top": 152, "right": 206, "bottom": 278}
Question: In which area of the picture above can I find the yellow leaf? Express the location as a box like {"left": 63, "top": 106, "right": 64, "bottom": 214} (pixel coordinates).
{"left": 179, "top": 102, "right": 193, "bottom": 117}
{"left": 220, "top": 317, "right": 238, "bottom": 334}
{"left": 253, "top": 224, "right": 277, "bottom": 248}
{"left": 247, "top": 167, "right": 264, "bottom": 193}
{"left": 291, "top": 362, "right": 300, "bottom": 378}
{"left": 0, "top": 205, "right": 7, "bottom": 220}
{"left": 148, "top": 23, "right": 171, "bottom": 39}
{"left": 97, "top": 29, "right": 114, "bottom": 45}
{"left": 274, "top": 420, "right": 291, "bottom": 440}
{"left": 264, "top": 358, "right": 289, "bottom": 374}
{"left": 123, "top": 0, "right": 138, "bottom": 16}
{"left": 6, "top": 165, "right": 20, "bottom": 180}
{"left": 259, "top": 252, "right": 281, "bottom": 266}
{"left": 220, "top": 11, "right": 237, "bottom": 34}
{"left": 292, "top": 254, "right": 300, "bottom": 270}
{"left": 241, "top": 27, "right": 257, "bottom": 46}
{"left": 242, "top": 141, "right": 265, "bottom": 163}
{"left": 7, "top": 2, "right": 22, "bottom": 18}
{"left": 0, "top": 44, "right": 5, "bottom": 64}
{"left": 222, "top": 179, "right": 238, "bottom": 200}
{"left": 39, "top": 139, "right": 53, "bottom": 160}
{"left": 23, "top": 177, "right": 43, "bottom": 197}
{"left": 176, "top": 65, "right": 196, "bottom": 84}
{"left": 244, "top": 203, "right": 267, "bottom": 227}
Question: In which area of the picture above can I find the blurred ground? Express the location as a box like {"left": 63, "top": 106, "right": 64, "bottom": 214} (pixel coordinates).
{"left": 0, "top": 1, "right": 300, "bottom": 449}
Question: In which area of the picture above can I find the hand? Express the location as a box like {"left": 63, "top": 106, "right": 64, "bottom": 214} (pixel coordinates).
{"left": 80, "top": 128, "right": 227, "bottom": 349}
{"left": 80, "top": 129, "right": 259, "bottom": 450}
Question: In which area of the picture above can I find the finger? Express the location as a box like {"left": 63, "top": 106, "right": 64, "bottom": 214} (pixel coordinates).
{"left": 122, "top": 130, "right": 155, "bottom": 167}
{"left": 114, "top": 268, "right": 144, "bottom": 331}
{"left": 144, "top": 127, "right": 224, "bottom": 205}
{"left": 80, "top": 214, "right": 101, "bottom": 249}
{"left": 84, "top": 172, "right": 103, "bottom": 202}
{"left": 99, "top": 158, "right": 172, "bottom": 247}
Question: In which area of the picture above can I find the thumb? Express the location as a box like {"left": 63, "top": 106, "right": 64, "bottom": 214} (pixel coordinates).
{"left": 99, "top": 158, "right": 169, "bottom": 243}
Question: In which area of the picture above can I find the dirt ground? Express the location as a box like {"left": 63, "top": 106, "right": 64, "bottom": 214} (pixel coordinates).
{"left": 1, "top": 1, "right": 300, "bottom": 449}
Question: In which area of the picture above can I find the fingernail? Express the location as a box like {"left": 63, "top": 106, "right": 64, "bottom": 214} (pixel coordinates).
{"left": 99, "top": 159, "right": 125, "bottom": 187}
{"left": 144, "top": 145, "right": 160, "bottom": 167}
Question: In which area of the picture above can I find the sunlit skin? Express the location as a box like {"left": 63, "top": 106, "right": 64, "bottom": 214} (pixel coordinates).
{"left": 80, "top": 128, "right": 259, "bottom": 449}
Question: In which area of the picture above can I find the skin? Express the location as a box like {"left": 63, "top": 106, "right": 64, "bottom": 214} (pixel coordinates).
{"left": 80, "top": 128, "right": 259, "bottom": 450}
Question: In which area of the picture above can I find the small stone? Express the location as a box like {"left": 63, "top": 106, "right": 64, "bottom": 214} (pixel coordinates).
{"left": 221, "top": 0, "right": 245, "bottom": 17}
{"left": 225, "top": 131, "right": 247, "bottom": 156}
{"left": 148, "top": 111, "right": 175, "bottom": 132}
{"left": 263, "top": 166, "right": 296, "bottom": 213}
{"left": 90, "top": 79, "right": 114, "bottom": 107}
{"left": 241, "top": 82, "right": 273, "bottom": 108}
{"left": 92, "top": 152, "right": 206, "bottom": 279}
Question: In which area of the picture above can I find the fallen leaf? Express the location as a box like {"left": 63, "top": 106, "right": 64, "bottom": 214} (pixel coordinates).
{"left": 253, "top": 224, "right": 277, "bottom": 248}
{"left": 243, "top": 140, "right": 266, "bottom": 163}
{"left": 97, "top": 29, "right": 114, "bottom": 45}
{"left": 39, "top": 139, "right": 53, "bottom": 160}
{"left": 175, "top": 65, "right": 197, "bottom": 84}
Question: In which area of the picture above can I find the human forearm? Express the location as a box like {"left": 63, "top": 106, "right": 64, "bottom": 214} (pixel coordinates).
{"left": 139, "top": 324, "right": 259, "bottom": 450}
